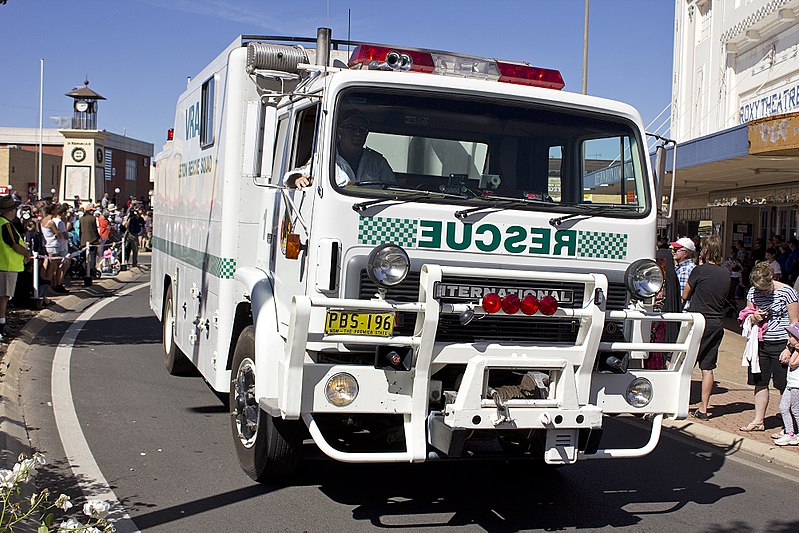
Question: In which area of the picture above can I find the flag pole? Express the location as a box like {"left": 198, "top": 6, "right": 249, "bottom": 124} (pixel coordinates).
{"left": 38, "top": 58, "right": 43, "bottom": 201}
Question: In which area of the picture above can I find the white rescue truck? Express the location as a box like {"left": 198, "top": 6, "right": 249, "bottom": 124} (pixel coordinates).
{"left": 150, "top": 29, "right": 704, "bottom": 482}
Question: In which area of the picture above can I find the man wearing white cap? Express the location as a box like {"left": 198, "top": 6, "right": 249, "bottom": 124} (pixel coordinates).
{"left": 671, "top": 237, "right": 697, "bottom": 309}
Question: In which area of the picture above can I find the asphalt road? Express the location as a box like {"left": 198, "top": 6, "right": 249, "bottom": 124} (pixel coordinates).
{"left": 19, "top": 278, "right": 799, "bottom": 532}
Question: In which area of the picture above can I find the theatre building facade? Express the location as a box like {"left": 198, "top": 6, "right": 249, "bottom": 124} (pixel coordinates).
{"left": 669, "top": 0, "right": 799, "bottom": 248}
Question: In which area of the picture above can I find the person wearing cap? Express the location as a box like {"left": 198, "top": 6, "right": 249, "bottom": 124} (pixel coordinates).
{"left": 0, "top": 195, "right": 31, "bottom": 339}
{"left": 286, "top": 109, "right": 395, "bottom": 189}
{"left": 79, "top": 203, "right": 101, "bottom": 275}
{"left": 671, "top": 237, "right": 696, "bottom": 308}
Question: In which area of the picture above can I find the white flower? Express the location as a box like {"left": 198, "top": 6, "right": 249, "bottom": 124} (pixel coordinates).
{"left": 82, "top": 499, "right": 110, "bottom": 519}
{"left": 12, "top": 461, "right": 32, "bottom": 483}
{"left": 84, "top": 528, "right": 102, "bottom": 533}
{"left": 55, "top": 493, "right": 73, "bottom": 511}
{"left": 33, "top": 452, "right": 46, "bottom": 465}
{"left": 58, "top": 518, "right": 84, "bottom": 531}
{"left": 30, "top": 492, "right": 38, "bottom": 507}
{"left": 0, "top": 469, "right": 15, "bottom": 489}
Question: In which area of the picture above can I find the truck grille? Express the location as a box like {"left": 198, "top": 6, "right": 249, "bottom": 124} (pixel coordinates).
{"left": 357, "top": 270, "right": 627, "bottom": 310}
{"left": 357, "top": 270, "right": 627, "bottom": 345}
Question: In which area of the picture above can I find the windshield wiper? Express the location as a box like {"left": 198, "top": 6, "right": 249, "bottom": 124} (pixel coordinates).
{"left": 352, "top": 187, "right": 469, "bottom": 212}
{"left": 549, "top": 204, "right": 640, "bottom": 227}
{"left": 454, "top": 195, "right": 553, "bottom": 220}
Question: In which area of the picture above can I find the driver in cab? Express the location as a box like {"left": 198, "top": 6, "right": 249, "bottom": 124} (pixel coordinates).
{"left": 286, "top": 109, "right": 395, "bottom": 188}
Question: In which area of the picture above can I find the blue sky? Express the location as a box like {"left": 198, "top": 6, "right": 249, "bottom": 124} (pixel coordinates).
{"left": 0, "top": 0, "right": 675, "bottom": 149}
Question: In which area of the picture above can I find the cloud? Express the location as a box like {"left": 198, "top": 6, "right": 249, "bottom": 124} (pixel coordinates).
{"left": 133, "top": 0, "right": 340, "bottom": 35}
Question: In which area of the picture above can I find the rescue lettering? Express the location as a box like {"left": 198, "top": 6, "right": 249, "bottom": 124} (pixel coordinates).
{"left": 417, "top": 220, "right": 577, "bottom": 257}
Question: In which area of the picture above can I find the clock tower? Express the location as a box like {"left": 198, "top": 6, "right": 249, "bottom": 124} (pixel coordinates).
{"left": 59, "top": 80, "right": 107, "bottom": 203}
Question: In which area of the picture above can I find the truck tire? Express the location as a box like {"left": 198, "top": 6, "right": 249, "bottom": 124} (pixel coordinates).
{"left": 230, "top": 326, "right": 301, "bottom": 483}
{"left": 162, "top": 285, "right": 193, "bottom": 375}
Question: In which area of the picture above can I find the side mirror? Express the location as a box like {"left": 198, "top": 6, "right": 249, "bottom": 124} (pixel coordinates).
{"left": 655, "top": 145, "right": 666, "bottom": 214}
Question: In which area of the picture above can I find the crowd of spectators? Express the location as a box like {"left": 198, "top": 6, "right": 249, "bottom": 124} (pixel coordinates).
{"left": 1, "top": 190, "right": 152, "bottom": 310}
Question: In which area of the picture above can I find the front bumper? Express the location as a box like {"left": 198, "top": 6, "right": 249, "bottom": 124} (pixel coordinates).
{"left": 266, "top": 264, "right": 704, "bottom": 463}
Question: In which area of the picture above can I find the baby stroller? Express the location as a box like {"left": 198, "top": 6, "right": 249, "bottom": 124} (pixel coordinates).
{"left": 99, "top": 241, "right": 122, "bottom": 276}
{"left": 68, "top": 245, "right": 101, "bottom": 280}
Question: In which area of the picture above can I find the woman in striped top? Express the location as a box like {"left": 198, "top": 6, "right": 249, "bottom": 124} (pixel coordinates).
{"left": 739, "top": 262, "right": 799, "bottom": 432}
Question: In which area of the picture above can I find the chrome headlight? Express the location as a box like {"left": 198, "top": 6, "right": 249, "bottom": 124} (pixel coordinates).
{"left": 367, "top": 244, "right": 410, "bottom": 287}
{"left": 625, "top": 377, "right": 653, "bottom": 408}
{"left": 624, "top": 259, "right": 664, "bottom": 300}
{"left": 325, "top": 373, "right": 359, "bottom": 407}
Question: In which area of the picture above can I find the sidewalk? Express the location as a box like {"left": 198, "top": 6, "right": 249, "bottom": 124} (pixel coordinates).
{"left": 661, "top": 312, "right": 799, "bottom": 471}
{"left": 0, "top": 257, "right": 150, "bottom": 470}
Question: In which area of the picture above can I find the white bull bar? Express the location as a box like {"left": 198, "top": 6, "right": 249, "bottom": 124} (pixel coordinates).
{"left": 272, "top": 264, "right": 704, "bottom": 463}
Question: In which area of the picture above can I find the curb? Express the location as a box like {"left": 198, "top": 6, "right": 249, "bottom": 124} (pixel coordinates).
{"left": 662, "top": 418, "right": 799, "bottom": 471}
{"left": 0, "top": 265, "right": 149, "bottom": 470}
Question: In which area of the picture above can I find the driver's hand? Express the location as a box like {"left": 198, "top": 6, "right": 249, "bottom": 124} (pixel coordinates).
{"left": 284, "top": 171, "right": 312, "bottom": 189}
{"left": 294, "top": 175, "right": 312, "bottom": 188}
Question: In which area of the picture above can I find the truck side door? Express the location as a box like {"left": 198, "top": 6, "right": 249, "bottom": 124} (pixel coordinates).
{"left": 272, "top": 101, "right": 320, "bottom": 330}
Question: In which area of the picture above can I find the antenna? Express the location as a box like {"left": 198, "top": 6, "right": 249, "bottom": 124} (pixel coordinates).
{"left": 348, "top": 8, "right": 351, "bottom": 51}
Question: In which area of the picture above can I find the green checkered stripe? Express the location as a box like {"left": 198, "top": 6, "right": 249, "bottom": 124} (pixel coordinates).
{"left": 358, "top": 217, "right": 418, "bottom": 248}
{"left": 152, "top": 236, "right": 237, "bottom": 279}
{"left": 578, "top": 231, "right": 628, "bottom": 260}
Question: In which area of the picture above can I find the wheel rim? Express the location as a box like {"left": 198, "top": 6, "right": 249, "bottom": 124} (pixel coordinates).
{"left": 234, "top": 358, "right": 259, "bottom": 448}
{"left": 164, "top": 297, "right": 175, "bottom": 355}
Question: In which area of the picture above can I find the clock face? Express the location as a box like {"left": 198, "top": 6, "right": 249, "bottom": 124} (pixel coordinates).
{"left": 75, "top": 100, "right": 89, "bottom": 113}
{"left": 72, "top": 147, "right": 86, "bottom": 163}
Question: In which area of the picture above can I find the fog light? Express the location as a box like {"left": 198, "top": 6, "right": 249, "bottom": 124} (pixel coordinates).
{"left": 625, "top": 377, "right": 653, "bottom": 408}
{"left": 325, "top": 373, "right": 359, "bottom": 407}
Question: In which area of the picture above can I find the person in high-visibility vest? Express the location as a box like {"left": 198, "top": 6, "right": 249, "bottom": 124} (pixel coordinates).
{"left": 0, "top": 195, "right": 31, "bottom": 340}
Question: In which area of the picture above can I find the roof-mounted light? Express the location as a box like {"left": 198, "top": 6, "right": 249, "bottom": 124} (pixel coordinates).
{"left": 348, "top": 45, "right": 434, "bottom": 73}
{"left": 348, "top": 45, "right": 564, "bottom": 89}
{"left": 496, "top": 61, "right": 565, "bottom": 90}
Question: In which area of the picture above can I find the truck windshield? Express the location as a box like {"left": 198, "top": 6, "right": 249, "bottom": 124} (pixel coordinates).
{"left": 331, "top": 89, "right": 649, "bottom": 216}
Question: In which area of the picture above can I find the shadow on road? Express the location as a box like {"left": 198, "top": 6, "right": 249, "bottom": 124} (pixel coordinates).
{"left": 29, "top": 316, "right": 161, "bottom": 348}
{"left": 118, "top": 425, "right": 780, "bottom": 532}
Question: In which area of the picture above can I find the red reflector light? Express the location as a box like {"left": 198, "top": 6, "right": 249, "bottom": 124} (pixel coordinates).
{"left": 539, "top": 295, "right": 559, "bottom": 315}
{"left": 167, "top": 128, "right": 174, "bottom": 141}
{"left": 501, "top": 294, "right": 521, "bottom": 314}
{"left": 348, "top": 45, "right": 435, "bottom": 73}
{"left": 496, "top": 62, "right": 565, "bottom": 90}
{"left": 520, "top": 295, "right": 539, "bottom": 315}
{"left": 482, "top": 293, "right": 502, "bottom": 313}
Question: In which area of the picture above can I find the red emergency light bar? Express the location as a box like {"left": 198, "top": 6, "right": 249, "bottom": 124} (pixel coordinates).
{"left": 348, "top": 44, "right": 564, "bottom": 90}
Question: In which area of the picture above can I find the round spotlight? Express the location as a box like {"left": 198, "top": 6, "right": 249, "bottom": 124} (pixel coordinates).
{"left": 501, "top": 294, "right": 521, "bottom": 314}
{"left": 539, "top": 295, "right": 559, "bottom": 315}
{"left": 325, "top": 373, "right": 359, "bottom": 407}
{"left": 520, "top": 295, "right": 539, "bottom": 315}
{"left": 482, "top": 293, "right": 502, "bottom": 313}
{"left": 366, "top": 244, "right": 410, "bottom": 288}
{"left": 624, "top": 259, "right": 664, "bottom": 300}
{"left": 625, "top": 377, "right": 653, "bottom": 408}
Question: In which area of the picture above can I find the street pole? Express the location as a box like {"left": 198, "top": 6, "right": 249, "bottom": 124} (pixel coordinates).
{"left": 38, "top": 58, "right": 43, "bottom": 201}
{"left": 582, "top": 0, "right": 589, "bottom": 95}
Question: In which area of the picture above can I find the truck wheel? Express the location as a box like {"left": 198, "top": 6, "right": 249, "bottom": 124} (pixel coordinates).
{"left": 230, "top": 326, "right": 301, "bottom": 483}
{"left": 162, "top": 285, "right": 193, "bottom": 375}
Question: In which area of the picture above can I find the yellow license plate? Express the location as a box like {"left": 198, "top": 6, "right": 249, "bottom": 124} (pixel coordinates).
{"left": 325, "top": 310, "right": 395, "bottom": 336}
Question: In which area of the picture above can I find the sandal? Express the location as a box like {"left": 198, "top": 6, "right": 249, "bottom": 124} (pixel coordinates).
{"left": 739, "top": 422, "right": 765, "bottom": 432}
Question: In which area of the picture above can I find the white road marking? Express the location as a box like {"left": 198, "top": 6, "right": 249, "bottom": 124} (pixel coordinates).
{"left": 51, "top": 282, "right": 150, "bottom": 533}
